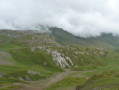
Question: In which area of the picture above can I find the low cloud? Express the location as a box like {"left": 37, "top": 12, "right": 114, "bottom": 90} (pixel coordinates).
{"left": 0, "top": 0, "right": 119, "bottom": 37}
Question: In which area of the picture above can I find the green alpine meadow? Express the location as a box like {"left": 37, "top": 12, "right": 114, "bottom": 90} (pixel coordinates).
{"left": 0, "top": 28, "right": 119, "bottom": 90}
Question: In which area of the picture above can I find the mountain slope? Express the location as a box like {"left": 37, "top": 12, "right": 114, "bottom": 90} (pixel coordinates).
{"left": 49, "top": 27, "right": 81, "bottom": 45}
{"left": 50, "top": 27, "right": 119, "bottom": 49}
{"left": 0, "top": 30, "right": 109, "bottom": 68}
{"left": 0, "top": 29, "right": 118, "bottom": 90}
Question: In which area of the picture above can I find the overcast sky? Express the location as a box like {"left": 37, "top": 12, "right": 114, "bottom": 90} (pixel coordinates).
{"left": 0, "top": 0, "right": 119, "bottom": 37}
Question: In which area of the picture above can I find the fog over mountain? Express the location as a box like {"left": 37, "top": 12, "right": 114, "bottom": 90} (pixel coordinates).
{"left": 0, "top": 0, "right": 119, "bottom": 37}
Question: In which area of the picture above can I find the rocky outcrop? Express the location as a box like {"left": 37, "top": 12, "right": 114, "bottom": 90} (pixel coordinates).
{"left": 0, "top": 73, "right": 6, "bottom": 78}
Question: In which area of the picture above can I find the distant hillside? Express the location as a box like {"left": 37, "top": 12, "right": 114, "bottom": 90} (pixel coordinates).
{"left": 49, "top": 27, "right": 81, "bottom": 45}
{"left": 50, "top": 27, "right": 119, "bottom": 49}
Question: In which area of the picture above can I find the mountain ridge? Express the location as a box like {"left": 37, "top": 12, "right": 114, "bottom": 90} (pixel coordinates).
{"left": 49, "top": 27, "right": 119, "bottom": 49}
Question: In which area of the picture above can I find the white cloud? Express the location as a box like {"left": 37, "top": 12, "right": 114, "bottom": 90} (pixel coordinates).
{"left": 0, "top": 0, "right": 119, "bottom": 36}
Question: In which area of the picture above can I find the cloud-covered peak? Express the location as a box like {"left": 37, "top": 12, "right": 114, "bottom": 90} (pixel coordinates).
{"left": 0, "top": 0, "right": 119, "bottom": 37}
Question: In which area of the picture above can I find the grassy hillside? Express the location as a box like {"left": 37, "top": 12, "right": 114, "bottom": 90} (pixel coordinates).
{"left": 0, "top": 30, "right": 119, "bottom": 90}
{"left": 46, "top": 51, "right": 119, "bottom": 90}
{"left": 49, "top": 27, "right": 81, "bottom": 45}
{"left": 0, "top": 30, "right": 63, "bottom": 89}
{"left": 77, "top": 33, "right": 119, "bottom": 49}
{"left": 78, "top": 70, "right": 119, "bottom": 90}
{"left": 50, "top": 27, "right": 119, "bottom": 49}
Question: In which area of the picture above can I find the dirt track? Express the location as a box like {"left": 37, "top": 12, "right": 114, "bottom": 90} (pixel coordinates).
{"left": 18, "top": 70, "right": 82, "bottom": 90}
{"left": 17, "top": 70, "right": 91, "bottom": 90}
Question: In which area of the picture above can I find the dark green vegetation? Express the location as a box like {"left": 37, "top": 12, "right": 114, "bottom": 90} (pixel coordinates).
{"left": 50, "top": 27, "right": 119, "bottom": 49}
{"left": 0, "top": 28, "right": 119, "bottom": 90}
{"left": 50, "top": 27, "right": 81, "bottom": 45}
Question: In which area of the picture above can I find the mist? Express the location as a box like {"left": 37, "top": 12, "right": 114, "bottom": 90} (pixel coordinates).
{"left": 0, "top": 0, "right": 119, "bottom": 37}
